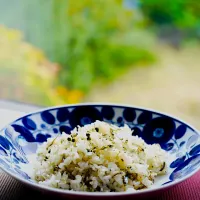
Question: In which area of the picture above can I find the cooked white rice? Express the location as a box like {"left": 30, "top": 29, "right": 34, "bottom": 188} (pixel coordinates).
{"left": 33, "top": 121, "right": 167, "bottom": 192}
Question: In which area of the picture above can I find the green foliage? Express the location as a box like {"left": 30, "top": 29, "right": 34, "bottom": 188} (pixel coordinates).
{"left": 22, "top": 0, "right": 154, "bottom": 92}
{"left": 140, "top": 0, "right": 200, "bottom": 30}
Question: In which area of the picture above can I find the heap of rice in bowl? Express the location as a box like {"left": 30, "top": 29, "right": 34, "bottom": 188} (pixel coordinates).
{"left": 33, "top": 121, "right": 167, "bottom": 192}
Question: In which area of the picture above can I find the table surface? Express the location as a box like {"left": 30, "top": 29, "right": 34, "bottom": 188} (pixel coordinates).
{"left": 0, "top": 101, "right": 199, "bottom": 200}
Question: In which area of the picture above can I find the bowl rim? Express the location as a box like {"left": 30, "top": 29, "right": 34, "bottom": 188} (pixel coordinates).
{"left": 0, "top": 102, "right": 199, "bottom": 197}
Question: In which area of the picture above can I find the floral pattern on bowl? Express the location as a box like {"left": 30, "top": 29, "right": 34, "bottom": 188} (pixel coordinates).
{"left": 0, "top": 104, "right": 199, "bottom": 196}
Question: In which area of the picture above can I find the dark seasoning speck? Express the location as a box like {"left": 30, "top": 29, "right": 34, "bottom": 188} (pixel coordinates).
{"left": 95, "top": 127, "right": 99, "bottom": 132}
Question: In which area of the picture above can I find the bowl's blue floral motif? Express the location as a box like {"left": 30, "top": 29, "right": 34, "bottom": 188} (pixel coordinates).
{"left": 169, "top": 154, "right": 200, "bottom": 181}
{"left": 0, "top": 104, "right": 199, "bottom": 189}
{"left": 69, "top": 106, "right": 103, "bottom": 128}
{"left": 141, "top": 117, "right": 176, "bottom": 145}
{"left": 122, "top": 108, "right": 136, "bottom": 122}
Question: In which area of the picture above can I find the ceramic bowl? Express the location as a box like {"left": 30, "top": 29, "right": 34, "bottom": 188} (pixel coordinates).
{"left": 0, "top": 103, "right": 199, "bottom": 199}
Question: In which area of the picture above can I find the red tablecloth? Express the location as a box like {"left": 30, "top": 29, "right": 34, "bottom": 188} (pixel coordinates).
{"left": 158, "top": 170, "right": 200, "bottom": 200}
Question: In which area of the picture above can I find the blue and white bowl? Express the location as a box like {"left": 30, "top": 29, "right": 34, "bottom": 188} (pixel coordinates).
{"left": 0, "top": 103, "right": 199, "bottom": 198}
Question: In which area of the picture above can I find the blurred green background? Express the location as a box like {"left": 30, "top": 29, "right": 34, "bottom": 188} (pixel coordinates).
{"left": 0, "top": 0, "right": 200, "bottom": 129}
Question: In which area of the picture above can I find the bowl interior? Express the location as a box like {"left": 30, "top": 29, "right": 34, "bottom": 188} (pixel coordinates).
{"left": 0, "top": 104, "right": 200, "bottom": 192}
